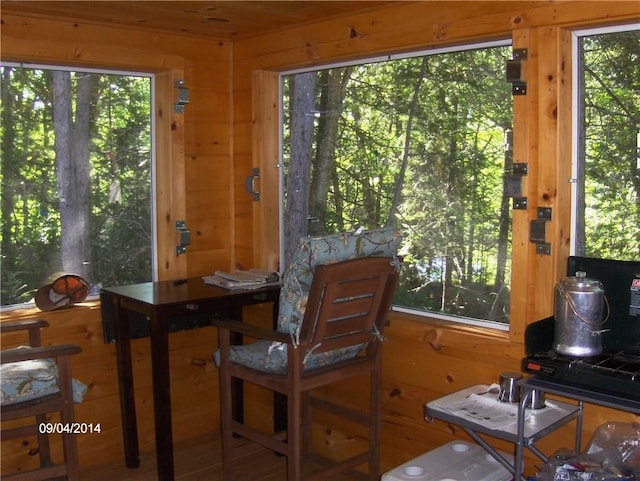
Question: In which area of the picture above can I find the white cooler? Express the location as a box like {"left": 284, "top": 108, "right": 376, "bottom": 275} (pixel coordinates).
{"left": 381, "top": 441, "right": 513, "bottom": 481}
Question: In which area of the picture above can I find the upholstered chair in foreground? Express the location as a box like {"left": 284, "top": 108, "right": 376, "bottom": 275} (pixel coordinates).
{"left": 214, "top": 228, "right": 402, "bottom": 480}
{"left": 1, "top": 319, "right": 86, "bottom": 481}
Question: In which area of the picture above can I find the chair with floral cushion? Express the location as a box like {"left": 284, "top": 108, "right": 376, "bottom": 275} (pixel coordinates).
{"left": 213, "top": 227, "right": 402, "bottom": 480}
{"left": 1, "top": 319, "right": 86, "bottom": 481}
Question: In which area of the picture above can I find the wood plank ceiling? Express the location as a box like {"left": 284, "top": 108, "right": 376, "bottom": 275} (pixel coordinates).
{"left": 0, "top": 1, "right": 405, "bottom": 39}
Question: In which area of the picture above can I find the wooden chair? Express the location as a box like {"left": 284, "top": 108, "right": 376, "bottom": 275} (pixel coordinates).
{"left": 1, "top": 319, "right": 83, "bottom": 481}
{"left": 214, "top": 255, "right": 399, "bottom": 480}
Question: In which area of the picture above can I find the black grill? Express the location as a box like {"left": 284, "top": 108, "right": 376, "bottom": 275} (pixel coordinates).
{"left": 523, "top": 256, "right": 640, "bottom": 401}
{"left": 523, "top": 348, "right": 640, "bottom": 397}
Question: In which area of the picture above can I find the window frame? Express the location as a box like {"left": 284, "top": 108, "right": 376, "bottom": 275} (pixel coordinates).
{"left": 277, "top": 38, "right": 513, "bottom": 331}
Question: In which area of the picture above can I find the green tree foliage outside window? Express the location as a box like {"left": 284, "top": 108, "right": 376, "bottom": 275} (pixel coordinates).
{"left": 1, "top": 67, "right": 152, "bottom": 306}
{"left": 283, "top": 44, "right": 514, "bottom": 325}
{"left": 577, "top": 29, "right": 640, "bottom": 261}
{"left": 282, "top": 29, "right": 639, "bottom": 326}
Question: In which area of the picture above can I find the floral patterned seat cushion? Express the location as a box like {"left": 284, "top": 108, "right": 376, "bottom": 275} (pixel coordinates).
{"left": 214, "top": 339, "right": 370, "bottom": 374}
{"left": 0, "top": 350, "right": 87, "bottom": 406}
{"left": 214, "top": 228, "right": 402, "bottom": 374}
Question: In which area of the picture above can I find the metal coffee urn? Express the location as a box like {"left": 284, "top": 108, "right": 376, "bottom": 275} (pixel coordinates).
{"left": 553, "top": 271, "right": 606, "bottom": 357}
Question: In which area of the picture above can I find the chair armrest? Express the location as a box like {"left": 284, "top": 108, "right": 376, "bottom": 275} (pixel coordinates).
{"left": 212, "top": 318, "right": 290, "bottom": 344}
{"left": 1, "top": 319, "right": 50, "bottom": 347}
{"left": 0, "top": 319, "right": 49, "bottom": 333}
{"left": 1, "top": 344, "right": 82, "bottom": 364}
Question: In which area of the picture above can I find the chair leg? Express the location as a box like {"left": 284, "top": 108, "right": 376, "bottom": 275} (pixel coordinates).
{"left": 221, "top": 381, "right": 235, "bottom": 481}
{"left": 302, "top": 391, "right": 312, "bottom": 455}
{"left": 61, "top": 406, "right": 80, "bottom": 481}
{"left": 35, "top": 413, "right": 53, "bottom": 467}
{"left": 369, "top": 368, "right": 381, "bottom": 481}
{"left": 287, "top": 388, "right": 302, "bottom": 481}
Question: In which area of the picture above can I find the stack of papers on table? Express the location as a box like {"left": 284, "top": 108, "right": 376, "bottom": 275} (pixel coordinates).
{"left": 431, "top": 391, "right": 528, "bottom": 430}
{"left": 203, "top": 268, "right": 280, "bottom": 289}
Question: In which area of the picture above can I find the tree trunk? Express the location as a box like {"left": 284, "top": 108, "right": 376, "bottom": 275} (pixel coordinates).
{"left": 489, "top": 128, "right": 513, "bottom": 321}
{"left": 387, "top": 58, "right": 427, "bottom": 227}
{"left": 284, "top": 72, "right": 317, "bottom": 265}
{"left": 1, "top": 68, "right": 17, "bottom": 273}
{"left": 309, "top": 67, "right": 351, "bottom": 236}
{"left": 52, "top": 71, "right": 93, "bottom": 280}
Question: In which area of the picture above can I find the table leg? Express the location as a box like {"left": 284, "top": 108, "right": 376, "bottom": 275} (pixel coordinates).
{"left": 515, "top": 389, "right": 531, "bottom": 481}
{"left": 111, "top": 294, "right": 140, "bottom": 468}
{"left": 230, "top": 304, "right": 244, "bottom": 425}
{"left": 575, "top": 401, "right": 584, "bottom": 452}
{"left": 150, "top": 310, "right": 175, "bottom": 481}
{"left": 462, "top": 427, "right": 520, "bottom": 479}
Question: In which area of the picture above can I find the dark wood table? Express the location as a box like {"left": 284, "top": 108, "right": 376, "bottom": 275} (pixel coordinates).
{"left": 101, "top": 278, "right": 281, "bottom": 481}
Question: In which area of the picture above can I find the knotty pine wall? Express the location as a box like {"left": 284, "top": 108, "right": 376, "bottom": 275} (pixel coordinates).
{"left": 0, "top": 12, "right": 236, "bottom": 474}
{"left": 233, "top": 0, "right": 640, "bottom": 476}
{"left": 1, "top": 1, "right": 639, "bottom": 478}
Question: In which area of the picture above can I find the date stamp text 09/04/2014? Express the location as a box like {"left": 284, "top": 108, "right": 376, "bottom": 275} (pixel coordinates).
{"left": 38, "top": 422, "right": 102, "bottom": 434}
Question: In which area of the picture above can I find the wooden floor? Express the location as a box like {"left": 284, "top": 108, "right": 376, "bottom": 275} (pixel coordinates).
{"left": 80, "top": 433, "right": 370, "bottom": 481}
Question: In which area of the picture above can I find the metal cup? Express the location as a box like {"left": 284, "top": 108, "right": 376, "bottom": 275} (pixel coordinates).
{"left": 497, "top": 371, "right": 522, "bottom": 403}
{"left": 527, "top": 389, "right": 546, "bottom": 409}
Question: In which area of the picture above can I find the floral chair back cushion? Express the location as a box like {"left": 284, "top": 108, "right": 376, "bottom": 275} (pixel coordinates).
{"left": 277, "top": 227, "right": 402, "bottom": 342}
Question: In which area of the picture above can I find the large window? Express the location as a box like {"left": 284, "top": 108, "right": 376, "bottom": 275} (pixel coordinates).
{"left": 282, "top": 42, "right": 513, "bottom": 326}
{"left": 0, "top": 65, "right": 153, "bottom": 307}
{"left": 573, "top": 26, "right": 640, "bottom": 261}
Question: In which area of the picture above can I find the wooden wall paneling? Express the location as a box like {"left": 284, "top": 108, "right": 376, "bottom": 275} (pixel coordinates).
{"left": 510, "top": 27, "right": 537, "bottom": 341}
{"left": 231, "top": 1, "right": 518, "bottom": 70}
{"left": 233, "top": 2, "right": 638, "bottom": 74}
{"left": 155, "top": 69, "right": 187, "bottom": 281}
{"left": 186, "top": 118, "right": 231, "bottom": 156}
{"left": 381, "top": 315, "right": 520, "bottom": 416}
{"left": 184, "top": 249, "right": 234, "bottom": 276}
{"left": 380, "top": 316, "right": 575, "bottom": 476}
{"left": 534, "top": 25, "right": 563, "bottom": 320}
{"left": 0, "top": 15, "right": 185, "bottom": 71}
{"left": 188, "top": 217, "right": 230, "bottom": 251}
{"left": 233, "top": 169, "right": 256, "bottom": 270}
{"left": 2, "top": 1, "right": 639, "bottom": 477}
{"left": 183, "top": 50, "right": 234, "bottom": 275}
{"left": 185, "top": 154, "right": 231, "bottom": 189}
{"left": 553, "top": 28, "right": 574, "bottom": 282}
{"left": 252, "top": 70, "right": 281, "bottom": 272}
{"left": 234, "top": 71, "right": 279, "bottom": 270}
{"left": 1, "top": 13, "right": 233, "bottom": 471}
{"left": 233, "top": 3, "right": 639, "bottom": 476}
{"left": 231, "top": 82, "right": 251, "bottom": 270}
{"left": 187, "top": 188, "right": 232, "bottom": 224}
{"left": 186, "top": 205, "right": 232, "bottom": 262}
